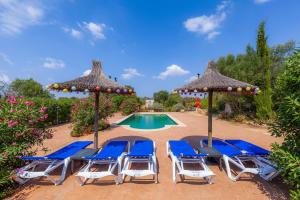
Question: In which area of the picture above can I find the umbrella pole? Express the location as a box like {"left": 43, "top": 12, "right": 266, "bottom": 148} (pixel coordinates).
{"left": 94, "top": 92, "right": 100, "bottom": 149}
{"left": 208, "top": 90, "right": 213, "bottom": 147}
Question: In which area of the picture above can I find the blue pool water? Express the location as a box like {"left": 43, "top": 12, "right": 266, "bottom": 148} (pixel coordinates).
{"left": 117, "top": 114, "right": 178, "bottom": 129}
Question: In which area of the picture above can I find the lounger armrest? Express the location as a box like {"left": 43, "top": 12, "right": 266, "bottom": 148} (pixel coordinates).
{"left": 21, "top": 156, "right": 47, "bottom": 161}
{"left": 179, "top": 153, "right": 208, "bottom": 159}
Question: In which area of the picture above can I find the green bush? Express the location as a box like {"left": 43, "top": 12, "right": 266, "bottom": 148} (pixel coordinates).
{"left": 0, "top": 96, "right": 52, "bottom": 198}
{"left": 182, "top": 97, "right": 196, "bottom": 111}
{"left": 171, "top": 103, "right": 185, "bottom": 112}
{"left": 120, "top": 96, "right": 141, "bottom": 115}
{"left": 270, "top": 144, "right": 300, "bottom": 199}
{"left": 152, "top": 102, "right": 164, "bottom": 112}
{"left": 29, "top": 97, "right": 76, "bottom": 125}
{"left": 269, "top": 49, "right": 300, "bottom": 199}
{"left": 111, "top": 95, "right": 126, "bottom": 113}
{"left": 71, "top": 95, "right": 112, "bottom": 137}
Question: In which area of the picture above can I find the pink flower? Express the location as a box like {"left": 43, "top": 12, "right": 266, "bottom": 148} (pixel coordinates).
{"left": 39, "top": 106, "right": 47, "bottom": 113}
{"left": 18, "top": 96, "right": 24, "bottom": 99}
{"left": 12, "top": 142, "right": 17, "bottom": 146}
{"left": 2, "top": 152, "right": 8, "bottom": 158}
{"left": 8, "top": 120, "right": 18, "bottom": 128}
{"left": 7, "top": 96, "right": 17, "bottom": 105}
{"left": 9, "top": 109, "right": 16, "bottom": 113}
{"left": 38, "top": 114, "right": 48, "bottom": 121}
{"left": 24, "top": 101, "right": 35, "bottom": 106}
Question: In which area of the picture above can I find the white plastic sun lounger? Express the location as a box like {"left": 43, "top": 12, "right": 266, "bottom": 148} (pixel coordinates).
{"left": 224, "top": 139, "right": 279, "bottom": 181}
{"left": 15, "top": 141, "right": 93, "bottom": 185}
{"left": 167, "top": 140, "right": 215, "bottom": 184}
{"left": 121, "top": 140, "right": 158, "bottom": 183}
{"left": 76, "top": 140, "right": 128, "bottom": 186}
{"left": 200, "top": 139, "right": 277, "bottom": 181}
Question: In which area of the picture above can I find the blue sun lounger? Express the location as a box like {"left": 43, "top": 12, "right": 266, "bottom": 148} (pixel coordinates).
{"left": 200, "top": 139, "right": 278, "bottom": 181}
{"left": 167, "top": 140, "right": 215, "bottom": 184}
{"left": 200, "top": 139, "right": 260, "bottom": 181}
{"left": 121, "top": 140, "right": 158, "bottom": 183}
{"left": 16, "top": 141, "right": 93, "bottom": 185}
{"left": 225, "top": 140, "right": 269, "bottom": 156}
{"left": 225, "top": 139, "right": 278, "bottom": 181}
{"left": 76, "top": 140, "right": 129, "bottom": 185}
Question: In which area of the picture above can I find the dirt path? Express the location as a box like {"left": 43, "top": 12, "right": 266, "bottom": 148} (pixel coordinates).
{"left": 8, "top": 112, "right": 288, "bottom": 200}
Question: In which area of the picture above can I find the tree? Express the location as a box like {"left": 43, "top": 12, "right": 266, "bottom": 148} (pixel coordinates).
{"left": 254, "top": 21, "right": 272, "bottom": 120}
{"left": 269, "top": 49, "right": 300, "bottom": 199}
{"left": 270, "top": 40, "right": 295, "bottom": 85}
{"left": 9, "top": 78, "right": 52, "bottom": 98}
{"left": 164, "top": 94, "right": 182, "bottom": 108}
{"left": 120, "top": 96, "right": 141, "bottom": 115}
{"left": 153, "top": 90, "right": 169, "bottom": 104}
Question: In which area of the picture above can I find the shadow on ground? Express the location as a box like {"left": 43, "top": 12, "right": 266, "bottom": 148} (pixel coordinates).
{"left": 180, "top": 135, "right": 289, "bottom": 199}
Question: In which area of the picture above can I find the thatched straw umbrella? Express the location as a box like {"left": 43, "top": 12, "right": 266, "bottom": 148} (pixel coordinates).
{"left": 49, "top": 60, "right": 133, "bottom": 148}
{"left": 176, "top": 61, "right": 259, "bottom": 147}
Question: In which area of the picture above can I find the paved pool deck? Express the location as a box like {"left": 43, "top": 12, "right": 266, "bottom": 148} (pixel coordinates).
{"left": 8, "top": 112, "right": 288, "bottom": 200}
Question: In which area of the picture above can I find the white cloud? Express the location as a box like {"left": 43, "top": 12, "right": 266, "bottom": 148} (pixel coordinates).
{"left": 185, "top": 75, "right": 198, "bottom": 83}
{"left": 154, "top": 64, "right": 189, "bottom": 80}
{"left": 84, "top": 22, "right": 106, "bottom": 39}
{"left": 184, "top": 0, "right": 230, "bottom": 40}
{"left": 0, "top": 0, "right": 44, "bottom": 34}
{"left": 43, "top": 57, "right": 65, "bottom": 69}
{"left": 0, "top": 73, "right": 10, "bottom": 83}
{"left": 63, "top": 27, "right": 82, "bottom": 39}
{"left": 121, "top": 68, "right": 143, "bottom": 80}
{"left": 82, "top": 69, "right": 91, "bottom": 77}
{"left": 254, "top": 0, "right": 271, "bottom": 4}
{"left": 207, "top": 31, "right": 220, "bottom": 40}
{"left": 0, "top": 52, "right": 13, "bottom": 65}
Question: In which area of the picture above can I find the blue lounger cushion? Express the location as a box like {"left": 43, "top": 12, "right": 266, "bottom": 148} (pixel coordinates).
{"left": 128, "top": 140, "right": 154, "bottom": 157}
{"left": 203, "top": 139, "right": 241, "bottom": 157}
{"left": 225, "top": 140, "right": 269, "bottom": 156}
{"left": 21, "top": 141, "right": 93, "bottom": 160}
{"left": 169, "top": 140, "right": 207, "bottom": 158}
{"left": 85, "top": 141, "right": 128, "bottom": 160}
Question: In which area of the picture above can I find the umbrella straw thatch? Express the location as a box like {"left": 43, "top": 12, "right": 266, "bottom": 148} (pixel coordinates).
{"left": 177, "top": 61, "right": 259, "bottom": 147}
{"left": 50, "top": 60, "right": 133, "bottom": 148}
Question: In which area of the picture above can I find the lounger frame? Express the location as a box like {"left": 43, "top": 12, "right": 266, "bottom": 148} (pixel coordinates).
{"left": 200, "top": 139, "right": 278, "bottom": 181}
{"left": 15, "top": 157, "right": 72, "bottom": 185}
{"left": 166, "top": 141, "right": 215, "bottom": 184}
{"left": 120, "top": 141, "right": 158, "bottom": 183}
{"left": 76, "top": 141, "right": 129, "bottom": 186}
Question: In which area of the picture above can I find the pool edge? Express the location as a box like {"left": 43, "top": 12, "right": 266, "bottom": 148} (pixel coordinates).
{"left": 112, "top": 112, "right": 186, "bottom": 132}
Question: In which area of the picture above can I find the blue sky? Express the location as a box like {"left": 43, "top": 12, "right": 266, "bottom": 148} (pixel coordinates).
{"left": 0, "top": 0, "right": 299, "bottom": 97}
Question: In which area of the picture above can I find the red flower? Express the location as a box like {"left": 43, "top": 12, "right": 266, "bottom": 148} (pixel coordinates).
{"left": 8, "top": 120, "right": 18, "bottom": 128}
{"left": 7, "top": 96, "right": 17, "bottom": 105}
{"left": 9, "top": 109, "right": 16, "bottom": 113}
{"left": 24, "top": 101, "right": 35, "bottom": 106}
{"left": 2, "top": 152, "right": 8, "bottom": 158}
{"left": 39, "top": 106, "right": 47, "bottom": 113}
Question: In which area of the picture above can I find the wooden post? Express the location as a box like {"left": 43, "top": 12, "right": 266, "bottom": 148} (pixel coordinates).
{"left": 208, "top": 90, "right": 213, "bottom": 147}
{"left": 94, "top": 92, "right": 100, "bottom": 149}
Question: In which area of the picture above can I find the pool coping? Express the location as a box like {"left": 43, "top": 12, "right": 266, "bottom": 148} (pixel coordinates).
{"left": 112, "top": 112, "right": 186, "bottom": 132}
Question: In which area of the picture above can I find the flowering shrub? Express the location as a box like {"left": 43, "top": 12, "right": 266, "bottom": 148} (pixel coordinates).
{"left": 0, "top": 96, "right": 52, "bottom": 198}
{"left": 119, "top": 96, "right": 141, "bottom": 115}
{"left": 71, "top": 95, "right": 112, "bottom": 137}
{"left": 31, "top": 97, "right": 76, "bottom": 125}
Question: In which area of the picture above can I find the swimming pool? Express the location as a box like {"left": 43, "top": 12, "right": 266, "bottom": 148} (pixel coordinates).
{"left": 117, "top": 114, "right": 180, "bottom": 130}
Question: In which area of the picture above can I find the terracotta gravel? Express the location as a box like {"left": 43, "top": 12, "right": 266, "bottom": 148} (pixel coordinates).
{"left": 8, "top": 112, "right": 289, "bottom": 200}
